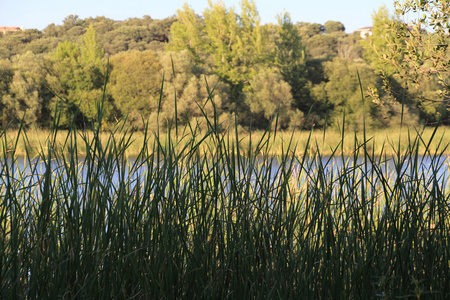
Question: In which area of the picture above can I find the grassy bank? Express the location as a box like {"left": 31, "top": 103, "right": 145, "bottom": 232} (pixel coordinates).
{"left": 2, "top": 125, "right": 449, "bottom": 158}
{"left": 0, "top": 102, "right": 449, "bottom": 298}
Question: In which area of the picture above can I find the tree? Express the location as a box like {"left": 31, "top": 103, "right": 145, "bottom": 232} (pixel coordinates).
{"left": 148, "top": 17, "right": 176, "bottom": 43}
{"left": 85, "top": 16, "right": 116, "bottom": 35}
{"left": 168, "top": 0, "right": 270, "bottom": 114}
{"left": 244, "top": 68, "right": 298, "bottom": 129}
{"left": 297, "top": 22, "right": 324, "bottom": 38}
{"left": 306, "top": 34, "right": 338, "bottom": 59}
{"left": 364, "top": 3, "right": 448, "bottom": 125}
{"left": 80, "top": 25, "right": 103, "bottom": 67}
{"left": 43, "top": 23, "right": 58, "bottom": 37}
{"left": 384, "top": 0, "right": 450, "bottom": 122}
{"left": 234, "top": 0, "right": 267, "bottom": 78}
{"left": 46, "top": 26, "right": 106, "bottom": 127}
{"left": 0, "top": 29, "right": 44, "bottom": 58}
{"left": 0, "top": 59, "right": 14, "bottom": 126}
{"left": 78, "top": 25, "right": 106, "bottom": 121}
{"left": 336, "top": 32, "right": 364, "bottom": 60}
{"left": 2, "top": 52, "right": 49, "bottom": 127}
{"left": 24, "top": 37, "right": 59, "bottom": 54}
{"left": 324, "top": 21, "right": 345, "bottom": 33}
{"left": 275, "top": 12, "right": 310, "bottom": 114}
{"left": 168, "top": 3, "right": 205, "bottom": 63}
{"left": 46, "top": 40, "right": 82, "bottom": 127}
{"left": 201, "top": 0, "right": 268, "bottom": 86}
{"left": 203, "top": 0, "right": 240, "bottom": 84}
{"left": 313, "top": 57, "right": 395, "bottom": 129}
{"left": 62, "top": 15, "right": 83, "bottom": 31}
{"left": 362, "top": 5, "right": 400, "bottom": 75}
{"left": 157, "top": 50, "right": 230, "bottom": 131}
{"left": 109, "top": 50, "right": 161, "bottom": 128}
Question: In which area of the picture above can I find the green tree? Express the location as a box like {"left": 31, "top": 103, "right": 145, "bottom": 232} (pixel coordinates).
{"left": 43, "top": 23, "right": 59, "bottom": 37}
{"left": 168, "top": 0, "right": 270, "bottom": 115}
{"left": 0, "top": 29, "right": 43, "bottom": 58}
{"left": 336, "top": 32, "right": 364, "bottom": 60}
{"left": 168, "top": 3, "right": 205, "bottom": 63}
{"left": 313, "top": 58, "right": 382, "bottom": 129}
{"left": 306, "top": 34, "right": 338, "bottom": 59}
{"left": 363, "top": 4, "right": 446, "bottom": 125}
{"left": 46, "top": 40, "right": 82, "bottom": 127}
{"left": 297, "top": 22, "right": 324, "bottom": 38}
{"left": 203, "top": 0, "right": 240, "bottom": 84}
{"left": 85, "top": 16, "right": 116, "bottom": 34}
{"left": 158, "top": 50, "right": 230, "bottom": 131}
{"left": 362, "top": 5, "right": 400, "bottom": 74}
{"left": 24, "top": 37, "right": 60, "bottom": 54}
{"left": 109, "top": 50, "right": 161, "bottom": 129}
{"left": 46, "top": 26, "right": 106, "bottom": 127}
{"left": 324, "top": 20, "right": 345, "bottom": 33}
{"left": 61, "top": 15, "right": 84, "bottom": 31}
{"left": 80, "top": 25, "right": 103, "bottom": 67}
{"left": 234, "top": 0, "right": 267, "bottom": 78}
{"left": 78, "top": 25, "right": 106, "bottom": 121}
{"left": 2, "top": 52, "right": 49, "bottom": 126}
{"left": 0, "top": 59, "right": 14, "bottom": 126}
{"left": 384, "top": 0, "right": 450, "bottom": 123}
{"left": 275, "top": 12, "right": 310, "bottom": 114}
{"left": 244, "top": 68, "right": 299, "bottom": 129}
{"left": 201, "top": 0, "right": 268, "bottom": 86}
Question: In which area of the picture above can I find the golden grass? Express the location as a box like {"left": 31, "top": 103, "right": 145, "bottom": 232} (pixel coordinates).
{"left": 2, "top": 126, "right": 449, "bottom": 158}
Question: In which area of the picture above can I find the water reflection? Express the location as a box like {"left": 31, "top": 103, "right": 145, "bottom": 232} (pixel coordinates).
{"left": 1, "top": 154, "right": 449, "bottom": 201}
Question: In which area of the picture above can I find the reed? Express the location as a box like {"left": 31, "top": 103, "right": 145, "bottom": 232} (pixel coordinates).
{"left": 0, "top": 81, "right": 449, "bottom": 299}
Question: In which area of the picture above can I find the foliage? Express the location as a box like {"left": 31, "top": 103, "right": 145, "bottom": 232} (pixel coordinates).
{"left": 46, "top": 26, "right": 107, "bottom": 128}
{"left": 202, "top": 0, "right": 240, "bottom": 84}
{"left": 382, "top": 0, "right": 450, "bottom": 123}
{"left": 157, "top": 50, "right": 230, "bottom": 131}
{"left": 0, "top": 60, "right": 14, "bottom": 125}
{"left": 275, "top": 13, "right": 310, "bottom": 115}
{"left": 336, "top": 32, "right": 365, "bottom": 60}
{"left": 170, "top": 0, "right": 269, "bottom": 87}
{"left": 167, "top": 3, "right": 205, "bottom": 63}
{"left": 109, "top": 50, "right": 162, "bottom": 128}
{"left": 297, "top": 22, "right": 324, "bottom": 37}
{"left": 2, "top": 52, "right": 49, "bottom": 127}
{"left": 363, "top": 3, "right": 447, "bottom": 126}
{"left": 0, "top": 3, "right": 447, "bottom": 130}
{"left": 244, "top": 68, "right": 298, "bottom": 129}
{"left": 323, "top": 20, "right": 345, "bottom": 33}
{"left": 233, "top": 0, "right": 267, "bottom": 78}
{"left": 362, "top": 5, "right": 401, "bottom": 75}
{"left": 312, "top": 57, "right": 379, "bottom": 129}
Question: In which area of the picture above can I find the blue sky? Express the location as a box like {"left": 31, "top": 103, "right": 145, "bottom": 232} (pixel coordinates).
{"left": 2, "top": 0, "right": 395, "bottom": 33}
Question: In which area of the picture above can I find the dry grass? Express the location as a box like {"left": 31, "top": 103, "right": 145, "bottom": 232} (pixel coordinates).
{"left": 2, "top": 126, "right": 449, "bottom": 158}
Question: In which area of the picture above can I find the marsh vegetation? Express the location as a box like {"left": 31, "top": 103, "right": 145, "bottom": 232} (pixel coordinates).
{"left": 1, "top": 84, "right": 449, "bottom": 298}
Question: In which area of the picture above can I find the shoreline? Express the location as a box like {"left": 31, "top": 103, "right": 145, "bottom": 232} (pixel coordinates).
{"left": 2, "top": 126, "right": 449, "bottom": 158}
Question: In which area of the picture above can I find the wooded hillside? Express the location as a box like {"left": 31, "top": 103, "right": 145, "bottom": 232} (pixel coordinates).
{"left": 0, "top": 2, "right": 446, "bottom": 130}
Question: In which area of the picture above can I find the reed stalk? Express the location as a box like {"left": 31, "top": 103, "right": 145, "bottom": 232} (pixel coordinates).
{"left": 0, "top": 79, "right": 449, "bottom": 299}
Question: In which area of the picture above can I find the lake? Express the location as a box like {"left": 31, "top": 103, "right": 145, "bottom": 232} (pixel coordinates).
{"left": 2, "top": 154, "right": 448, "bottom": 201}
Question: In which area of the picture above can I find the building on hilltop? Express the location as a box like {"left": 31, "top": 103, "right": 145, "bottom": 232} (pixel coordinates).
{"left": 355, "top": 23, "right": 426, "bottom": 39}
{"left": 0, "top": 26, "right": 23, "bottom": 34}
{"left": 354, "top": 27, "right": 373, "bottom": 39}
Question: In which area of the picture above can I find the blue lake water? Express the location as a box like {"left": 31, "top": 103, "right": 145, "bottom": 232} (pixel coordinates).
{"left": 1, "top": 155, "right": 449, "bottom": 199}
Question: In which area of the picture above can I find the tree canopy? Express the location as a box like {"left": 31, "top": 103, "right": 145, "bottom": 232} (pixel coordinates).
{"left": 0, "top": 1, "right": 447, "bottom": 130}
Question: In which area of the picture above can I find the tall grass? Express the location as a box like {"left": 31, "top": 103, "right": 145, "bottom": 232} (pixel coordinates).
{"left": 0, "top": 81, "right": 449, "bottom": 299}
